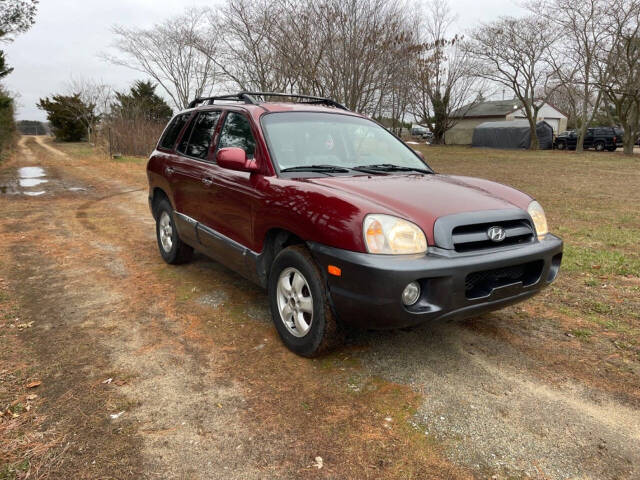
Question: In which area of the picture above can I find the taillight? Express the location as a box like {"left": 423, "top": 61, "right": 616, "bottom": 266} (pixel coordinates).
{"left": 613, "top": 136, "right": 617, "bottom": 143}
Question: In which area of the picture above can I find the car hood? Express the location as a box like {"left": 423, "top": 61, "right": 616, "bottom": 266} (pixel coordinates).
{"left": 305, "top": 173, "right": 532, "bottom": 242}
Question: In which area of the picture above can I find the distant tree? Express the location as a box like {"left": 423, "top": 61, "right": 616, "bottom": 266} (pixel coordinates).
{"left": 111, "top": 80, "right": 172, "bottom": 122}
{"left": 599, "top": 0, "right": 640, "bottom": 155}
{"left": 16, "top": 119, "right": 46, "bottom": 135}
{"left": 466, "top": 15, "right": 561, "bottom": 150}
{"left": 0, "top": 0, "right": 39, "bottom": 78}
{"left": 412, "top": 0, "right": 480, "bottom": 144}
{"left": 105, "top": 9, "right": 217, "bottom": 109}
{"left": 37, "top": 94, "right": 97, "bottom": 142}
{"left": 0, "top": 0, "right": 38, "bottom": 39}
{"left": 64, "top": 77, "right": 112, "bottom": 143}
{"left": 0, "top": 86, "right": 15, "bottom": 155}
{"left": 532, "top": 0, "right": 616, "bottom": 153}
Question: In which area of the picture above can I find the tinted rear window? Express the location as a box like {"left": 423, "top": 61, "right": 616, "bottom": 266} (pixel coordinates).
{"left": 159, "top": 114, "right": 190, "bottom": 150}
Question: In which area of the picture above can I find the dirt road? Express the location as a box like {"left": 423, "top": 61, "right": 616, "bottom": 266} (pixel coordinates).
{"left": 1, "top": 136, "right": 638, "bottom": 479}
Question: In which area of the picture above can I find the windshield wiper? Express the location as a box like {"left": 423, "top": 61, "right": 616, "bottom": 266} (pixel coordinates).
{"left": 352, "top": 163, "right": 433, "bottom": 175}
{"left": 280, "top": 164, "right": 351, "bottom": 173}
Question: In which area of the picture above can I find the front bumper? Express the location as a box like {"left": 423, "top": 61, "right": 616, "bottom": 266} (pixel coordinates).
{"left": 309, "top": 235, "right": 563, "bottom": 329}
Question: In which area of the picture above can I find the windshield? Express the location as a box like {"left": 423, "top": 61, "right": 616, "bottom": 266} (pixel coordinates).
{"left": 261, "top": 112, "right": 430, "bottom": 173}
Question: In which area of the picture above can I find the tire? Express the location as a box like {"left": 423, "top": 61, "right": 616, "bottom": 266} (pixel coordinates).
{"left": 556, "top": 141, "right": 566, "bottom": 150}
{"left": 155, "top": 198, "right": 193, "bottom": 264}
{"left": 268, "top": 245, "right": 343, "bottom": 357}
{"left": 607, "top": 146, "right": 617, "bottom": 152}
{"left": 594, "top": 141, "right": 605, "bottom": 152}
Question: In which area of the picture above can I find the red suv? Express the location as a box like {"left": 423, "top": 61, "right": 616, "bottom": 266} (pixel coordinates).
{"left": 147, "top": 92, "right": 563, "bottom": 356}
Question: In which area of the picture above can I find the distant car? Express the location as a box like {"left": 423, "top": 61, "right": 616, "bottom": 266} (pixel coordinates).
{"left": 555, "top": 127, "right": 623, "bottom": 151}
{"left": 411, "top": 126, "right": 428, "bottom": 136}
{"left": 421, "top": 131, "right": 434, "bottom": 142}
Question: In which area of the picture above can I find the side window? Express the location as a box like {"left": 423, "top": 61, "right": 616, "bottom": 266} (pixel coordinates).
{"left": 176, "top": 116, "right": 197, "bottom": 154}
{"left": 218, "top": 112, "right": 256, "bottom": 158}
{"left": 186, "top": 111, "right": 221, "bottom": 159}
{"left": 159, "top": 114, "right": 189, "bottom": 150}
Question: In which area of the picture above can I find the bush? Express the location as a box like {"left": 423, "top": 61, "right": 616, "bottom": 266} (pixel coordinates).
{"left": 0, "top": 88, "right": 16, "bottom": 160}
{"left": 103, "top": 116, "right": 166, "bottom": 157}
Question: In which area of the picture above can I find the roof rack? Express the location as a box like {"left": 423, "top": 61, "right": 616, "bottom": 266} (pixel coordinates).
{"left": 188, "top": 91, "right": 348, "bottom": 111}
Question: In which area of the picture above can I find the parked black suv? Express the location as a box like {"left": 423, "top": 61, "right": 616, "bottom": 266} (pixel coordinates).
{"left": 555, "top": 127, "right": 623, "bottom": 151}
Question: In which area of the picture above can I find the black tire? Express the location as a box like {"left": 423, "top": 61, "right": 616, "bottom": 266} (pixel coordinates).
{"left": 155, "top": 198, "right": 193, "bottom": 264}
{"left": 268, "top": 245, "right": 343, "bottom": 357}
{"left": 594, "top": 141, "right": 605, "bottom": 152}
{"left": 556, "top": 141, "right": 566, "bottom": 150}
{"left": 607, "top": 146, "right": 617, "bottom": 152}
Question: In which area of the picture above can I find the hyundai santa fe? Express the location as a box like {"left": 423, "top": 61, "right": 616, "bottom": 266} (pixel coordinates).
{"left": 147, "top": 92, "right": 563, "bottom": 357}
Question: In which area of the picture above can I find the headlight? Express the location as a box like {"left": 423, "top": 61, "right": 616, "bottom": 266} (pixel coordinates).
{"left": 363, "top": 214, "right": 427, "bottom": 254}
{"left": 528, "top": 201, "right": 548, "bottom": 240}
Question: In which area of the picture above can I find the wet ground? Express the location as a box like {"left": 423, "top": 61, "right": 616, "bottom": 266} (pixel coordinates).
{"left": 0, "top": 136, "right": 638, "bottom": 479}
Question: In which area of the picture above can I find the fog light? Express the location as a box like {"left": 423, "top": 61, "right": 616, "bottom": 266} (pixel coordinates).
{"left": 402, "top": 282, "right": 421, "bottom": 306}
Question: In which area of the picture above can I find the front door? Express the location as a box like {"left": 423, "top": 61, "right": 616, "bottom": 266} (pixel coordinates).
{"left": 196, "top": 111, "right": 264, "bottom": 275}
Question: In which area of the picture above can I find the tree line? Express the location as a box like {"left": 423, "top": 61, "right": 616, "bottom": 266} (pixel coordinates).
{"left": 38, "top": 0, "right": 640, "bottom": 155}
{"left": 0, "top": 0, "right": 38, "bottom": 159}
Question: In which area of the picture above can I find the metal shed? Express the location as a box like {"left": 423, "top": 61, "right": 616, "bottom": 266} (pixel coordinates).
{"left": 471, "top": 120, "right": 554, "bottom": 149}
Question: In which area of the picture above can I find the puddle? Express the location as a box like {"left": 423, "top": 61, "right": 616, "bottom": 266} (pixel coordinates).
{"left": 18, "top": 166, "right": 46, "bottom": 179}
{"left": 0, "top": 165, "right": 87, "bottom": 197}
{"left": 20, "top": 178, "right": 48, "bottom": 187}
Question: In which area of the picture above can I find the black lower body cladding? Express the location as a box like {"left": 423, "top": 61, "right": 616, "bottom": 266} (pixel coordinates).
{"left": 308, "top": 235, "right": 563, "bottom": 329}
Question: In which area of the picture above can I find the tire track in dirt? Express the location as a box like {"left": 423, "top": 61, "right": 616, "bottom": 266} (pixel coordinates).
{"left": 5, "top": 137, "right": 638, "bottom": 479}
{"left": 15, "top": 137, "right": 473, "bottom": 479}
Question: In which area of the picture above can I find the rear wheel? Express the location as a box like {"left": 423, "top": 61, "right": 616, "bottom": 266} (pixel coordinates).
{"left": 155, "top": 198, "right": 193, "bottom": 264}
{"left": 268, "top": 245, "right": 342, "bottom": 357}
{"left": 594, "top": 141, "right": 605, "bottom": 152}
{"left": 607, "top": 146, "right": 617, "bottom": 152}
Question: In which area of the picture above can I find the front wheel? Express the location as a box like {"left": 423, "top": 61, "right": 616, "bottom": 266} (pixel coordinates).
{"left": 556, "top": 141, "right": 566, "bottom": 150}
{"left": 594, "top": 141, "right": 605, "bottom": 152}
{"left": 268, "top": 245, "right": 343, "bottom": 357}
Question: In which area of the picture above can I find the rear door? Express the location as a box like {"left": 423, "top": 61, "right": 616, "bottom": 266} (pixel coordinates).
{"left": 170, "top": 110, "right": 222, "bottom": 242}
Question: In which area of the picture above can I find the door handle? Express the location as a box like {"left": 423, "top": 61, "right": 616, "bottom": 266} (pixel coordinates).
{"left": 202, "top": 177, "right": 213, "bottom": 186}
{"left": 165, "top": 166, "right": 175, "bottom": 176}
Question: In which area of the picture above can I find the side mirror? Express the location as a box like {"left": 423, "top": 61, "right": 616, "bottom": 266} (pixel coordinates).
{"left": 414, "top": 150, "right": 425, "bottom": 161}
{"left": 216, "top": 147, "right": 259, "bottom": 172}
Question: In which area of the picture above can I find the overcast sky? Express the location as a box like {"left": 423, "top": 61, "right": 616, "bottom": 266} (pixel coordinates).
{"left": 4, "top": 0, "right": 524, "bottom": 121}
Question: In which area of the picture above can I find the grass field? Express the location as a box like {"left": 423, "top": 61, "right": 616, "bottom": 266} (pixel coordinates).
{"left": 418, "top": 145, "right": 640, "bottom": 377}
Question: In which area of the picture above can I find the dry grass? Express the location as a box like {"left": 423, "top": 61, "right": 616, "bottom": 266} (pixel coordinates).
{"left": 416, "top": 145, "right": 640, "bottom": 404}
{"left": 3, "top": 138, "right": 639, "bottom": 479}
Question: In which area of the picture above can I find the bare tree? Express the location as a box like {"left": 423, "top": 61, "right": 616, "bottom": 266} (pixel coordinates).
{"left": 104, "top": 9, "right": 217, "bottom": 109}
{"left": 598, "top": 0, "right": 640, "bottom": 155}
{"left": 412, "top": 0, "right": 479, "bottom": 144}
{"left": 466, "top": 15, "right": 560, "bottom": 149}
{"left": 197, "top": 0, "right": 293, "bottom": 92}
{"left": 533, "top": 0, "right": 617, "bottom": 152}
{"left": 64, "top": 77, "right": 112, "bottom": 144}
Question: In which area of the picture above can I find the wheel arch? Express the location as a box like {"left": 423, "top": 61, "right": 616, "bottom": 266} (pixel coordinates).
{"left": 256, "top": 228, "right": 307, "bottom": 288}
{"left": 150, "top": 187, "right": 172, "bottom": 219}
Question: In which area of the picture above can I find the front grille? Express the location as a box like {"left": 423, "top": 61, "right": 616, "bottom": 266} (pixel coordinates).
{"left": 452, "top": 219, "right": 534, "bottom": 252}
{"left": 465, "top": 260, "right": 543, "bottom": 299}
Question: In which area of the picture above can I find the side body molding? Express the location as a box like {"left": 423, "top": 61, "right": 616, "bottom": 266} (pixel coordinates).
{"left": 173, "top": 211, "right": 262, "bottom": 285}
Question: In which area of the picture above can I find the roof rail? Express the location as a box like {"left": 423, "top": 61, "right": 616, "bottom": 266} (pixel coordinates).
{"left": 187, "top": 93, "right": 257, "bottom": 109}
{"left": 188, "top": 91, "right": 348, "bottom": 111}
